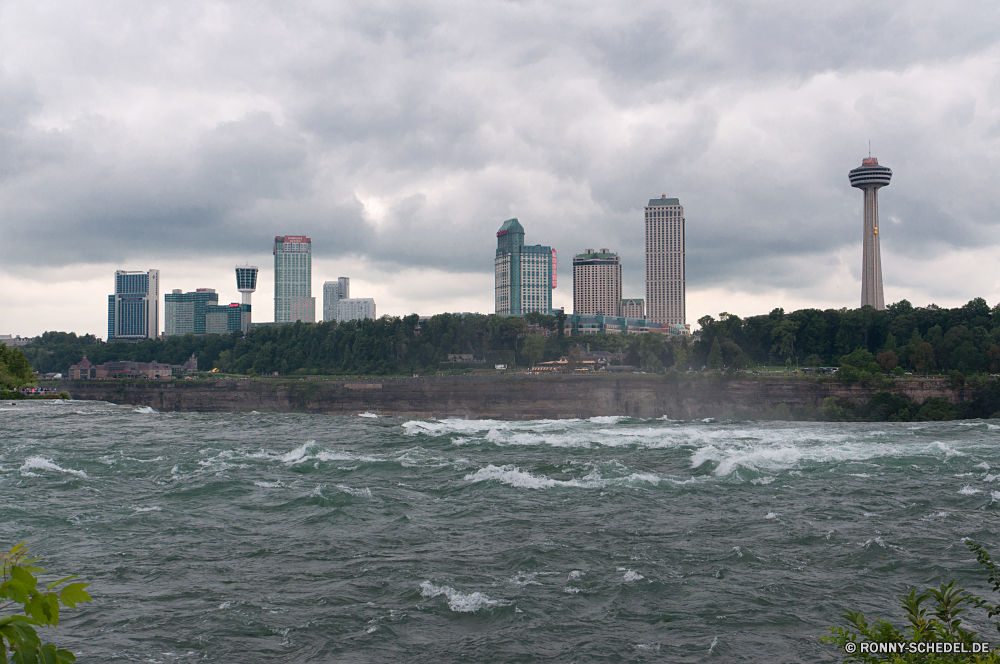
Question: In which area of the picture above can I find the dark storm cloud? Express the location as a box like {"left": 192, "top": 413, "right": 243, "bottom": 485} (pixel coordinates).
{"left": 1, "top": 0, "right": 999, "bottom": 302}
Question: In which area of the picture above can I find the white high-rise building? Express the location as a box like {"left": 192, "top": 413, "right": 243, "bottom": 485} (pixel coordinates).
{"left": 108, "top": 269, "right": 160, "bottom": 340}
{"left": 273, "top": 235, "right": 315, "bottom": 323}
{"left": 323, "top": 277, "right": 351, "bottom": 322}
{"left": 335, "top": 298, "right": 377, "bottom": 323}
{"left": 323, "top": 277, "right": 376, "bottom": 322}
{"left": 645, "top": 195, "right": 685, "bottom": 326}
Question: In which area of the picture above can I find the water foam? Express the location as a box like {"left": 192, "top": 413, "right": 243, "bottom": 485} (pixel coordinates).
{"left": 358, "top": 412, "right": 380, "bottom": 418}
{"left": 622, "top": 569, "right": 644, "bottom": 582}
{"left": 463, "top": 464, "right": 667, "bottom": 490}
{"left": 19, "top": 456, "right": 87, "bottom": 478}
{"left": 133, "top": 406, "right": 156, "bottom": 414}
{"left": 336, "top": 484, "right": 372, "bottom": 498}
{"left": 419, "top": 581, "right": 506, "bottom": 612}
{"left": 958, "top": 485, "right": 981, "bottom": 495}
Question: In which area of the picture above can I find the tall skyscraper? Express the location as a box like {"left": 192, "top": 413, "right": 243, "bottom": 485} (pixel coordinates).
{"left": 164, "top": 288, "right": 218, "bottom": 336}
{"left": 273, "top": 235, "right": 315, "bottom": 323}
{"left": 323, "top": 277, "right": 350, "bottom": 322}
{"left": 645, "top": 195, "right": 685, "bottom": 325}
{"left": 108, "top": 269, "right": 160, "bottom": 341}
{"left": 494, "top": 218, "right": 556, "bottom": 315}
{"left": 573, "top": 249, "right": 621, "bottom": 316}
{"left": 849, "top": 157, "right": 892, "bottom": 310}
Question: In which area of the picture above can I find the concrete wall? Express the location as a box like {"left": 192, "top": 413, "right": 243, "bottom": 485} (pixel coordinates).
{"left": 58, "top": 375, "right": 965, "bottom": 420}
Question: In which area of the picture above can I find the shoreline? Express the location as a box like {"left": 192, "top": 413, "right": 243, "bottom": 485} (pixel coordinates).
{"left": 53, "top": 374, "right": 965, "bottom": 420}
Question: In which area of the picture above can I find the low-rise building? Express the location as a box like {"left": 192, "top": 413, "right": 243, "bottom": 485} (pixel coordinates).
{"left": 69, "top": 356, "right": 176, "bottom": 379}
{"left": 563, "top": 314, "right": 690, "bottom": 336}
{"left": 0, "top": 335, "right": 32, "bottom": 347}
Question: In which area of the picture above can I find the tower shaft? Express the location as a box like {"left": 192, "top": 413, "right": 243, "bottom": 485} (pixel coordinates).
{"left": 861, "top": 186, "right": 884, "bottom": 310}
{"left": 849, "top": 156, "right": 891, "bottom": 311}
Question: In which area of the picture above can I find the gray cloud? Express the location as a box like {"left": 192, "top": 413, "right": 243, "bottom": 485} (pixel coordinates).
{"left": 2, "top": 0, "right": 1000, "bottom": 322}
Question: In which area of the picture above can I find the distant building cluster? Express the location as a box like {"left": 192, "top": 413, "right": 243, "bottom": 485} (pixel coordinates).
{"left": 101, "top": 234, "right": 376, "bottom": 344}
{"left": 495, "top": 194, "right": 689, "bottom": 335}
{"left": 0, "top": 335, "right": 32, "bottom": 347}
{"left": 323, "top": 277, "right": 376, "bottom": 323}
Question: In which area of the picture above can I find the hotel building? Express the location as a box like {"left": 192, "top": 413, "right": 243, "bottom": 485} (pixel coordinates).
{"left": 108, "top": 269, "right": 160, "bottom": 341}
{"left": 274, "top": 235, "right": 315, "bottom": 323}
{"left": 645, "top": 195, "right": 685, "bottom": 326}
{"left": 494, "top": 218, "right": 556, "bottom": 315}
{"left": 164, "top": 288, "right": 218, "bottom": 336}
{"left": 572, "top": 249, "right": 621, "bottom": 316}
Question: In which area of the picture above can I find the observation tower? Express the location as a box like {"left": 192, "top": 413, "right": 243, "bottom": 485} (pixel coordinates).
{"left": 235, "top": 265, "right": 258, "bottom": 331}
{"left": 849, "top": 156, "right": 892, "bottom": 310}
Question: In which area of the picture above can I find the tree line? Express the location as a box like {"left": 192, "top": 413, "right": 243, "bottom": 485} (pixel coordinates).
{"left": 17, "top": 298, "right": 1000, "bottom": 377}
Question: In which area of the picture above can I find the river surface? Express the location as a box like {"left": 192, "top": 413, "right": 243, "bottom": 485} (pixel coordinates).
{"left": 2, "top": 400, "right": 1000, "bottom": 662}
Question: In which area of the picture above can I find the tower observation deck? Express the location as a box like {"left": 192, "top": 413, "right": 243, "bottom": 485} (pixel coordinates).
{"left": 849, "top": 157, "right": 892, "bottom": 310}
{"left": 235, "top": 265, "right": 258, "bottom": 332}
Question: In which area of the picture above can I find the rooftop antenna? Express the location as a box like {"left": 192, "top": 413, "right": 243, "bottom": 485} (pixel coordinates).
{"left": 869, "top": 140, "right": 871, "bottom": 158}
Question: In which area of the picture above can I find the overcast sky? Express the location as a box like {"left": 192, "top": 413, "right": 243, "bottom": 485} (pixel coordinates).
{"left": 2, "top": 0, "right": 1000, "bottom": 337}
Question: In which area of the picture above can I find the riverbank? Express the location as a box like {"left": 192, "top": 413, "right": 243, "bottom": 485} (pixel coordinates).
{"left": 56, "top": 374, "right": 965, "bottom": 420}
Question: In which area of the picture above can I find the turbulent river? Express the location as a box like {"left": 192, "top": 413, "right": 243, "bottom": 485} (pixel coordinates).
{"left": 2, "top": 400, "right": 1000, "bottom": 662}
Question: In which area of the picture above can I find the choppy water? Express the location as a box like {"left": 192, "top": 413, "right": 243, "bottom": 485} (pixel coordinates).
{"left": 2, "top": 400, "right": 1000, "bottom": 662}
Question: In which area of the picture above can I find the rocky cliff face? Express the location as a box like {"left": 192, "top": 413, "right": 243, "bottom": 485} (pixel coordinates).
{"left": 58, "top": 375, "right": 963, "bottom": 420}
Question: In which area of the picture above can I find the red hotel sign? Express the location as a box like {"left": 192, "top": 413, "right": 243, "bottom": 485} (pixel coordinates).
{"left": 496, "top": 230, "right": 508, "bottom": 237}
{"left": 551, "top": 249, "right": 557, "bottom": 288}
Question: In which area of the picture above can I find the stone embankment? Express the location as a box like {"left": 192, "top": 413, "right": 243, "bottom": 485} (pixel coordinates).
{"left": 58, "top": 375, "right": 963, "bottom": 420}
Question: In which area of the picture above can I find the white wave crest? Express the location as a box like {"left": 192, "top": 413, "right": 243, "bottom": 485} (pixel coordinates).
{"left": 336, "top": 484, "right": 372, "bottom": 498}
{"left": 588, "top": 416, "right": 623, "bottom": 424}
{"left": 420, "top": 581, "right": 506, "bottom": 612}
{"left": 465, "top": 464, "right": 558, "bottom": 489}
{"left": 19, "top": 456, "right": 87, "bottom": 478}
{"left": 622, "top": 569, "right": 644, "bottom": 582}
{"left": 253, "top": 480, "right": 284, "bottom": 488}
{"left": 959, "top": 485, "right": 981, "bottom": 495}
{"left": 358, "top": 412, "right": 380, "bottom": 418}
{"left": 133, "top": 406, "right": 156, "bottom": 414}
{"left": 765, "top": 512, "right": 778, "bottom": 519}
{"left": 463, "top": 464, "right": 666, "bottom": 490}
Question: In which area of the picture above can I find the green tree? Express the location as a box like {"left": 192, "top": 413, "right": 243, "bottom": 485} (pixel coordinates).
{"left": 707, "top": 338, "right": 724, "bottom": 370}
{"left": 912, "top": 342, "right": 937, "bottom": 374}
{"left": 521, "top": 334, "right": 547, "bottom": 368}
{"left": 0, "top": 347, "right": 34, "bottom": 391}
{"left": 1, "top": 543, "right": 92, "bottom": 663}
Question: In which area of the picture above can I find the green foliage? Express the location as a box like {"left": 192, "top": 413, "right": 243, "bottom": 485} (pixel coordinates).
{"left": 0, "top": 347, "right": 34, "bottom": 391}
{"left": 822, "top": 540, "right": 1000, "bottom": 663}
{"left": 693, "top": 298, "right": 1000, "bottom": 376}
{"left": 707, "top": 338, "right": 724, "bottom": 370}
{"left": 0, "top": 543, "right": 91, "bottom": 663}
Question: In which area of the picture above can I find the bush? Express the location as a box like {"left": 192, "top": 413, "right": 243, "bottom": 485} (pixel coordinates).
{"left": 822, "top": 540, "right": 1000, "bottom": 662}
{"left": 1, "top": 543, "right": 92, "bottom": 662}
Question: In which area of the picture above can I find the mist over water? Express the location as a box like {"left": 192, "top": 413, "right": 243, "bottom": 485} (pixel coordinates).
{"left": 2, "top": 401, "right": 999, "bottom": 662}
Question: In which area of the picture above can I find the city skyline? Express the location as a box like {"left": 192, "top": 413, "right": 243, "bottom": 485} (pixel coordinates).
{"left": 4, "top": 2, "right": 1000, "bottom": 336}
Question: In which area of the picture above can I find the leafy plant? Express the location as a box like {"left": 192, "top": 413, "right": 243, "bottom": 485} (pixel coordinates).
{"left": 822, "top": 540, "right": 1000, "bottom": 662}
{"left": 0, "top": 543, "right": 91, "bottom": 663}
